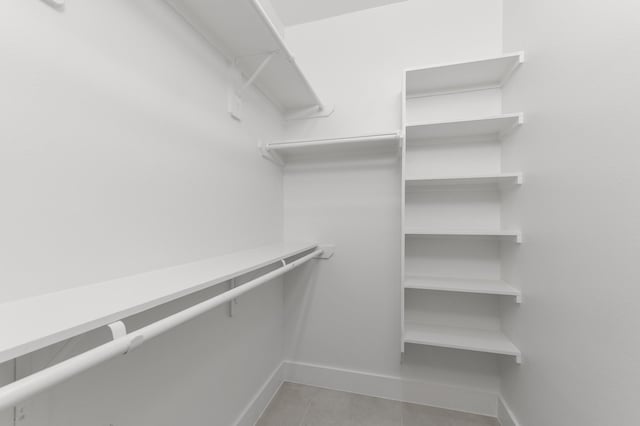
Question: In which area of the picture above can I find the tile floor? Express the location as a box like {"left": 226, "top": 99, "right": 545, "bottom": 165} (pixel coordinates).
{"left": 255, "top": 382, "right": 500, "bottom": 426}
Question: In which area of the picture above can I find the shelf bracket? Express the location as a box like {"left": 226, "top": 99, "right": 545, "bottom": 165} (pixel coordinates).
{"left": 228, "top": 278, "right": 237, "bottom": 317}
{"left": 258, "top": 139, "right": 285, "bottom": 167}
{"left": 317, "top": 245, "right": 335, "bottom": 259}
{"left": 40, "top": 0, "right": 65, "bottom": 9}
{"left": 229, "top": 51, "right": 278, "bottom": 121}
{"left": 43, "top": 336, "right": 83, "bottom": 369}
{"left": 239, "top": 51, "right": 277, "bottom": 96}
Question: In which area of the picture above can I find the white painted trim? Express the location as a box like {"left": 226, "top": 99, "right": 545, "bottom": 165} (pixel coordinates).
{"left": 232, "top": 360, "right": 517, "bottom": 425}
{"left": 233, "top": 362, "right": 285, "bottom": 426}
{"left": 498, "top": 397, "right": 521, "bottom": 426}
{"left": 282, "top": 360, "right": 499, "bottom": 417}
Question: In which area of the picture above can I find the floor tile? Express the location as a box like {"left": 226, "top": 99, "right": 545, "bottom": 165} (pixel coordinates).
{"left": 301, "top": 388, "right": 402, "bottom": 426}
{"left": 257, "top": 382, "right": 499, "bottom": 426}
{"left": 401, "top": 402, "right": 500, "bottom": 426}
{"left": 255, "top": 382, "right": 318, "bottom": 426}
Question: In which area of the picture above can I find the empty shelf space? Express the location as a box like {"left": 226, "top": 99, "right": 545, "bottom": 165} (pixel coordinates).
{"left": 405, "top": 52, "right": 524, "bottom": 97}
{"left": 406, "top": 113, "right": 523, "bottom": 141}
{"left": 405, "top": 228, "right": 522, "bottom": 243}
{"left": 404, "top": 322, "right": 521, "bottom": 363}
{"left": 0, "top": 242, "right": 317, "bottom": 364}
{"left": 405, "top": 172, "right": 523, "bottom": 187}
{"left": 404, "top": 276, "right": 521, "bottom": 302}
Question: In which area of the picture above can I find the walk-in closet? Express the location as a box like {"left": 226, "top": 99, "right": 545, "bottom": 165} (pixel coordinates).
{"left": 1, "top": 1, "right": 638, "bottom": 425}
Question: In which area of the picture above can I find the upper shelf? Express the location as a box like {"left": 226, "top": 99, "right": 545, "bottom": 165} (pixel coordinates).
{"left": 406, "top": 113, "right": 523, "bottom": 142}
{"left": 261, "top": 132, "right": 402, "bottom": 164}
{"left": 166, "top": 0, "right": 324, "bottom": 113}
{"left": 405, "top": 172, "right": 523, "bottom": 188}
{"left": 0, "top": 242, "right": 317, "bottom": 364}
{"left": 405, "top": 52, "right": 524, "bottom": 97}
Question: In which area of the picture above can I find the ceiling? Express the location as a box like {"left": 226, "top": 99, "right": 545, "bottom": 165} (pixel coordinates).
{"left": 269, "top": 0, "right": 407, "bottom": 26}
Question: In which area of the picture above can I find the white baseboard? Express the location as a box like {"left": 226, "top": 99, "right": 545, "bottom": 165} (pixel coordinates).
{"left": 234, "top": 360, "right": 512, "bottom": 424}
{"left": 282, "top": 360, "right": 499, "bottom": 417}
{"left": 498, "top": 397, "right": 520, "bottom": 426}
{"left": 234, "top": 362, "right": 285, "bottom": 426}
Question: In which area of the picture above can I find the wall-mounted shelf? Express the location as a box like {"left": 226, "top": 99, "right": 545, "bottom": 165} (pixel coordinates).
{"left": 405, "top": 52, "right": 524, "bottom": 97}
{"left": 260, "top": 132, "right": 402, "bottom": 165}
{"left": 405, "top": 172, "right": 523, "bottom": 187}
{"left": 404, "top": 276, "right": 521, "bottom": 303}
{"left": 405, "top": 228, "right": 522, "bottom": 243}
{"left": 404, "top": 322, "right": 521, "bottom": 363}
{"left": 0, "top": 242, "right": 317, "bottom": 364}
{"left": 406, "top": 113, "right": 523, "bottom": 141}
{"left": 166, "top": 0, "right": 325, "bottom": 114}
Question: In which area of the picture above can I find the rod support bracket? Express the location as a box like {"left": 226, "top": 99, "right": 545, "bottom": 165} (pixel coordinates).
{"left": 317, "top": 245, "right": 335, "bottom": 259}
{"left": 258, "top": 139, "right": 285, "bottom": 167}
{"left": 107, "top": 321, "right": 127, "bottom": 340}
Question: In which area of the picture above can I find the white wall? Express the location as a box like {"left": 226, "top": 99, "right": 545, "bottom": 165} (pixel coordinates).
{"left": 282, "top": 0, "right": 504, "bottom": 414}
{"left": 0, "top": 1, "right": 285, "bottom": 425}
{"left": 500, "top": 0, "right": 640, "bottom": 425}
{"left": 271, "top": 0, "right": 406, "bottom": 26}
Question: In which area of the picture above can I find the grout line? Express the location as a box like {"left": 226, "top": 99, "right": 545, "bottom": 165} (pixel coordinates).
{"left": 297, "top": 399, "right": 312, "bottom": 426}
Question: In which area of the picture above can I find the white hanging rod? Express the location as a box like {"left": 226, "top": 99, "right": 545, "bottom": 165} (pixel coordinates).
{"left": 0, "top": 248, "right": 323, "bottom": 411}
{"left": 266, "top": 132, "right": 402, "bottom": 151}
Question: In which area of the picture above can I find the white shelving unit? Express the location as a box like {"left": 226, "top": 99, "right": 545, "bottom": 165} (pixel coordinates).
{"left": 404, "top": 276, "right": 521, "bottom": 303}
{"left": 166, "top": 0, "right": 325, "bottom": 114}
{"left": 405, "top": 228, "right": 522, "bottom": 243}
{"left": 406, "top": 113, "right": 523, "bottom": 141}
{"left": 406, "top": 52, "right": 524, "bottom": 97}
{"left": 404, "top": 322, "right": 521, "bottom": 363}
{"left": 405, "top": 172, "right": 523, "bottom": 187}
{"left": 0, "top": 242, "right": 317, "bottom": 364}
{"left": 400, "top": 53, "right": 524, "bottom": 362}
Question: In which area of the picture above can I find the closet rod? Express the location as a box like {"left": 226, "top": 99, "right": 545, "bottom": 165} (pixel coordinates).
{"left": 266, "top": 132, "right": 402, "bottom": 150}
{"left": 0, "top": 248, "right": 323, "bottom": 411}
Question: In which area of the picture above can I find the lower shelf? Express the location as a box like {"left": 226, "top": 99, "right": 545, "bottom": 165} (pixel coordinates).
{"left": 404, "top": 276, "right": 521, "bottom": 303}
{"left": 404, "top": 322, "right": 521, "bottom": 363}
{"left": 404, "top": 228, "right": 522, "bottom": 243}
{"left": 405, "top": 172, "right": 523, "bottom": 187}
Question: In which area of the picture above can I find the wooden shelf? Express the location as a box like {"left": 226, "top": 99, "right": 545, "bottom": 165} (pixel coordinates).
{"left": 405, "top": 228, "right": 522, "bottom": 243}
{"left": 404, "top": 276, "right": 521, "bottom": 303}
{"left": 405, "top": 52, "right": 524, "bottom": 97}
{"left": 405, "top": 172, "right": 523, "bottom": 187}
{"left": 0, "top": 242, "right": 317, "bottom": 364}
{"left": 167, "top": 0, "right": 323, "bottom": 113}
{"left": 404, "top": 322, "right": 521, "bottom": 363}
{"left": 406, "top": 113, "right": 523, "bottom": 141}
